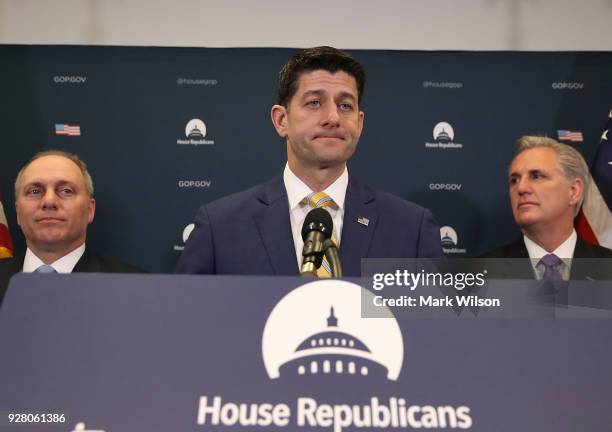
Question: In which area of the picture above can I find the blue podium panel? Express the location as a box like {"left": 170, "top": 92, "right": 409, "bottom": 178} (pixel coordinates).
{"left": 0, "top": 274, "right": 611, "bottom": 431}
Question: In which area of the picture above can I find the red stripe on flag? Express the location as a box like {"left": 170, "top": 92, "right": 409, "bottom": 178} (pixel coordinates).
{"left": 0, "top": 222, "right": 13, "bottom": 255}
{"left": 576, "top": 209, "right": 600, "bottom": 246}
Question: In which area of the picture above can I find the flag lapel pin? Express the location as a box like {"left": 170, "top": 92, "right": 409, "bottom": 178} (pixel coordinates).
{"left": 357, "top": 217, "right": 369, "bottom": 227}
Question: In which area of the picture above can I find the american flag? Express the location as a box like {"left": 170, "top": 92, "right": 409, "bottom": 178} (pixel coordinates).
{"left": 55, "top": 123, "right": 81, "bottom": 136}
{"left": 0, "top": 195, "right": 13, "bottom": 258}
{"left": 557, "top": 129, "right": 583, "bottom": 142}
{"left": 576, "top": 110, "right": 612, "bottom": 248}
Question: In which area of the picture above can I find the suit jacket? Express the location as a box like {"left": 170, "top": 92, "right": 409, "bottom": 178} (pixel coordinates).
{"left": 481, "top": 237, "right": 612, "bottom": 279}
{"left": 0, "top": 248, "right": 142, "bottom": 304}
{"left": 175, "top": 175, "right": 443, "bottom": 277}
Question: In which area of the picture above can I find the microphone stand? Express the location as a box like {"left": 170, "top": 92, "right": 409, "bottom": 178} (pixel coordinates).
{"left": 322, "top": 238, "right": 343, "bottom": 278}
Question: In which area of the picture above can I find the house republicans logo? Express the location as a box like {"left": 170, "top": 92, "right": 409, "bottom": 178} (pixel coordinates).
{"left": 71, "top": 422, "right": 105, "bottom": 431}
{"left": 426, "top": 122, "right": 463, "bottom": 149}
{"left": 262, "top": 280, "right": 403, "bottom": 381}
{"left": 196, "top": 280, "right": 473, "bottom": 430}
{"left": 177, "top": 118, "right": 214, "bottom": 146}
{"left": 173, "top": 223, "right": 195, "bottom": 251}
{"left": 440, "top": 226, "right": 467, "bottom": 255}
{"left": 434, "top": 122, "right": 454, "bottom": 142}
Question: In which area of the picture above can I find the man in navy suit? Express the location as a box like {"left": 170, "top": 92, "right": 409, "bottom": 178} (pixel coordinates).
{"left": 483, "top": 136, "right": 612, "bottom": 280}
{"left": 176, "top": 46, "right": 443, "bottom": 276}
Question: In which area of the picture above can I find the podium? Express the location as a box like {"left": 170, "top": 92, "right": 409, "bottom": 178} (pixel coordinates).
{"left": 1, "top": 273, "right": 611, "bottom": 431}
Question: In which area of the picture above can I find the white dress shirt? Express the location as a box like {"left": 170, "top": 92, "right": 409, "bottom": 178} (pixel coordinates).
{"left": 283, "top": 163, "right": 348, "bottom": 269}
{"left": 22, "top": 243, "right": 86, "bottom": 273}
{"left": 523, "top": 230, "right": 577, "bottom": 280}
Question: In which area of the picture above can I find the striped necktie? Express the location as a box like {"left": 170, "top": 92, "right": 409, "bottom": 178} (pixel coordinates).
{"left": 302, "top": 192, "right": 339, "bottom": 277}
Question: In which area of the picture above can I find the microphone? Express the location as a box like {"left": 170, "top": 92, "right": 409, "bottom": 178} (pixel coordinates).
{"left": 300, "top": 208, "right": 333, "bottom": 276}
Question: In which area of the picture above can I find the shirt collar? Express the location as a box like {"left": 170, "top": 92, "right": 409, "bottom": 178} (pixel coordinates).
{"left": 523, "top": 229, "right": 577, "bottom": 260}
{"left": 22, "top": 243, "right": 86, "bottom": 273}
{"left": 283, "top": 163, "right": 348, "bottom": 210}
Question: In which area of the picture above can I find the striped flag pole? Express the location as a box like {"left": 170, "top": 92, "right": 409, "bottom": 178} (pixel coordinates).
{"left": 0, "top": 194, "right": 14, "bottom": 258}
{"left": 576, "top": 109, "right": 612, "bottom": 248}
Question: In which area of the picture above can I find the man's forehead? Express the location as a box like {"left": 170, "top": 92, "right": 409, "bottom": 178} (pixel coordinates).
{"left": 295, "top": 70, "right": 358, "bottom": 95}
{"left": 510, "top": 148, "right": 559, "bottom": 172}
{"left": 22, "top": 155, "right": 84, "bottom": 183}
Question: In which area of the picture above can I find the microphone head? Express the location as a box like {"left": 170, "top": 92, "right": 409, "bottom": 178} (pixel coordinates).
{"left": 301, "top": 207, "right": 333, "bottom": 241}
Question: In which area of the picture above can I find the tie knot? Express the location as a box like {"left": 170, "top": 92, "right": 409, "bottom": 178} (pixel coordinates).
{"left": 303, "top": 192, "right": 339, "bottom": 210}
{"left": 34, "top": 264, "right": 57, "bottom": 273}
{"left": 539, "top": 253, "right": 563, "bottom": 269}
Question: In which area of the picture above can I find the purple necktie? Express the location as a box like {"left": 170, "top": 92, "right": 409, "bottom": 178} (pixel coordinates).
{"left": 539, "top": 254, "right": 563, "bottom": 281}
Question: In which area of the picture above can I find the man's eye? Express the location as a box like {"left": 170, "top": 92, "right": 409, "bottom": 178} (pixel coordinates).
{"left": 531, "top": 172, "right": 543, "bottom": 180}
{"left": 58, "top": 188, "right": 74, "bottom": 196}
{"left": 26, "top": 188, "right": 42, "bottom": 196}
{"left": 306, "top": 100, "right": 320, "bottom": 108}
{"left": 339, "top": 103, "right": 353, "bottom": 111}
{"left": 509, "top": 177, "right": 518, "bottom": 185}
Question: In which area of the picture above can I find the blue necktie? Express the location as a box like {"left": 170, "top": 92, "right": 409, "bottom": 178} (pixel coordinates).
{"left": 34, "top": 265, "right": 57, "bottom": 273}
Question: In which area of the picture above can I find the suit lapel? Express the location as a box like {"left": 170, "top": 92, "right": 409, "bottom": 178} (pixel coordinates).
{"left": 339, "top": 178, "right": 377, "bottom": 276}
{"left": 570, "top": 239, "right": 600, "bottom": 279}
{"left": 1, "top": 255, "right": 25, "bottom": 274}
{"left": 505, "top": 238, "right": 529, "bottom": 258}
{"left": 73, "top": 248, "right": 100, "bottom": 272}
{"left": 573, "top": 238, "right": 598, "bottom": 258}
{"left": 253, "top": 176, "right": 299, "bottom": 275}
{"left": 0, "top": 255, "right": 25, "bottom": 304}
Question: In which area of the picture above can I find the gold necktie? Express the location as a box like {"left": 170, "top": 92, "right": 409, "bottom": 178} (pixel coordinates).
{"left": 302, "top": 192, "right": 338, "bottom": 277}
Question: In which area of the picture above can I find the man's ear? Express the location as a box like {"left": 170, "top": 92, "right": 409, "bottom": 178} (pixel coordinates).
{"left": 88, "top": 198, "right": 96, "bottom": 224}
{"left": 271, "top": 105, "right": 288, "bottom": 138}
{"left": 569, "top": 178, "right": 584, "bottom": 207}
{"left": 15, "top": 200, "right": 21, "bottom": 228}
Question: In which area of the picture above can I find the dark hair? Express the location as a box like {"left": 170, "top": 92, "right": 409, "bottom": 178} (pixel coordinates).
{"left": 277, "top": 46, "right": 366, "bottom": 107}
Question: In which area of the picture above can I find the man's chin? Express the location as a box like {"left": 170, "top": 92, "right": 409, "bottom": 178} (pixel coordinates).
{"left": 33, "top": 233, "right": 67, "bottom": 246}
{"left": 516, "top": 217, "right": 542, "bottom": 231}
{"left": 313, "top": 150, "right": 355, "bottom": 166}
{"left": 313, "top": 158, "right": 349, "bottom": 170}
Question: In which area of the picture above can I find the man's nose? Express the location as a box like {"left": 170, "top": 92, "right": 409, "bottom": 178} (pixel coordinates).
{"left": 41, "top": 190, "right": 58, "bottom": 209}
{"left": 516, "top": 178, "right": 531, "bottom": 195}
{"left": 322, "top": 104, "right": 340, "bottom": 126}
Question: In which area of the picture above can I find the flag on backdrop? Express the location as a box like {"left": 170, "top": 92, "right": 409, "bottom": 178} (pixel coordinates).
{"left": 576, "top": 110, "right": 612, "bottom": 248}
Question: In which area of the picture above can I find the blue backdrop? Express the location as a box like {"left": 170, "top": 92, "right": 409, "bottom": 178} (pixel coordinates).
{"left": 1, "top": 46, "right": 610, "bottom": 272}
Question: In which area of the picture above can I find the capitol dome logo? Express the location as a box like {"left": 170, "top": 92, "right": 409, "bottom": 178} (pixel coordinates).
{"left": 433, "top": 122, "right": 454, "bottom": 142}
{"left": 177, "top": 118, "right": 215, "bottom": 146}
{"left": 173, "top": 223, "right": 195, "bottom": 252}
{"left": 186, "top": 119, "right": 207, "bottom": 139}
{"left": 440, "top": 225, "right": 467, "bottom": 255}
{"left": 182, "top": 223, "right": 195, "bottom": 243}
{"left": 426, "top": 122, "right": 463, "bottom": 149}
{"left": 440, "top": 226, "right": 458, "bottom": 247}
{"left": 262, "top": 280, "right": 403, "bottom": 381}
